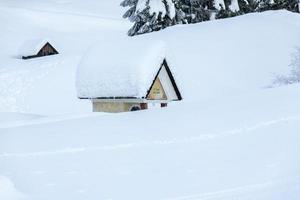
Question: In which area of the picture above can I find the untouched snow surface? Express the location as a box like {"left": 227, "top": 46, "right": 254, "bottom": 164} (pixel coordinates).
{"left": 1, "top": 84, "right": 300, "bottom": 200}
{"left": 0, "top": 0, "right": 300, "bottom": 199}
{"left": 0, "top": 176, "right": 25, "bottom": 200}
{"left": 0, "top": 113, "right": 43, "bottom": 127}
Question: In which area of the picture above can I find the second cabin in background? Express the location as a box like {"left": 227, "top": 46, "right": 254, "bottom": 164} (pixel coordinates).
{"left": 19, "top": 39, "right": 59, "bottom": 60}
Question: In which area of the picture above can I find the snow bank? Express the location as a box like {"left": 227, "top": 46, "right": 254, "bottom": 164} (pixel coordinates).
{"left": 76, "top": 39, "right": 167, "bottom": 98}
{"left": 1, "top": 84, "right": 300, "bottom": 200}
{"left": 0, "top": 112, "right": 43, "bottom": 127}
{"left": 0, "top": 176, "right": 25, "bottom": 200}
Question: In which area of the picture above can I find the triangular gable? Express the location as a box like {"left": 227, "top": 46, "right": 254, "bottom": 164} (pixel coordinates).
{"left": 146, "top": 59, "right": 182, "bottom": 101}
{"left": 147, "top": 77, "right": 168, "bottom": 100}
{"left": 37, "top": 42, "right": 59, "bottom": 56}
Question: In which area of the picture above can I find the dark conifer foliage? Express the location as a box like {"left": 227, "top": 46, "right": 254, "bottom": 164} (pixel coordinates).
{"left": 121, "top": 0, "right": 300, "bottom": 36}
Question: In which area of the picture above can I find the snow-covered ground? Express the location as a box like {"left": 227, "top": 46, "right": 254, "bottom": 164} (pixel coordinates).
{"left": 1, "top": 84, "right": 300, "bottom": 200}
{"left": 0, "top": 176, "right": 25, "bottom": 200}
{"left": 0, "top": 0, "right": 300, "bottom": 199}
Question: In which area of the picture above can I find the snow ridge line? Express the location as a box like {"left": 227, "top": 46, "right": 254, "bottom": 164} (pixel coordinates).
{"left": 0, "top": 5, "right": 124, "bottom": 22}
{"left": 0, "top": 116, "right": 299, "bottom": 158}
{"left": 0, "top": 112, "right": 106, "bottom": 129}
{"left": 163, "top": 176, "right": 300, "bottom": 200}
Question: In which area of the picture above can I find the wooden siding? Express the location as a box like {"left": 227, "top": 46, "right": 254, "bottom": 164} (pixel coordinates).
{"left": 38, "top": 43, "right": 58, "bottom": 56}
{"left": 92, "top": 102, "right": 149, "bottom": 113}
{"left": 147, "top": 77, "right": 167, "bottom": 100}
{"left": 93, "top": 102, "right": 141, "bottom": 113}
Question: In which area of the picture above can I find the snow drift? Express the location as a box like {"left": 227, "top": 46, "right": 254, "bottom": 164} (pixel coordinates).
{"left": 0, "top": 176, "right": 25, "bottom": 200}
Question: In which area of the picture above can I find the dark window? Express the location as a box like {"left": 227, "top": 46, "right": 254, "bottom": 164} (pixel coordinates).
{"left": 130, "top": 106, "right": 141, "bottom": 111}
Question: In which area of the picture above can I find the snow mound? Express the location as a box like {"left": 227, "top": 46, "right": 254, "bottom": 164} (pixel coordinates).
{"left": 1, "top": 84, "right": 300, "bottom": 200}
{"left": 0, "top": 176, "right": 25, "bottom": 200}
{"left": 0, "top": 112, "right": 43, "bottom": 124}
{"left": 18, "top": 38, "right": 53, "bottom": 57}
{"left": 76, "top": 39, "right": 167, "bottom": 98}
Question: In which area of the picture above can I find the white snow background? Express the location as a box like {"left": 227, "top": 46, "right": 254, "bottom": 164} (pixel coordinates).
{"left": 0, "top": 0, "right": 300, "bottom": 199}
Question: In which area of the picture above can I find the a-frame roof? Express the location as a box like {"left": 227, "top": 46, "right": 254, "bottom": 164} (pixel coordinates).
{"left": 146, "top": 59, "right": 182, "bottom": 101}
{"left": 37, "top": 42, "right": 59, "bottom": 55}
{"left": 19, "top": 38, "right": 57, "bottom": 56}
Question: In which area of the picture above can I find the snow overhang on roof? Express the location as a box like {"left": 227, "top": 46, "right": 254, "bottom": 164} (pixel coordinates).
{"left": 18, "top": 38, "right": 53, "bottom": 56}
{"left": 76, "top": 38, "right": 170, "bottom": 99}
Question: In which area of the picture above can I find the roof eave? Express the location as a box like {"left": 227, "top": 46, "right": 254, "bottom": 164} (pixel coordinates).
{"left": 78, "top": 97, "right": 176, "bottom": 103}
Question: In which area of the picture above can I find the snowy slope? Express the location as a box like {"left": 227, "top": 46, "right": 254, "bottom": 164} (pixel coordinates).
{"left": 0, "top": 176, "right": 25, "bottom": 200}
{"left": 0, "top": 113, "right": 43, "bottom": 127}
{"left": 0, "top": 0, "right": 126, "bottom": 20}
{"left": 0, "top": 5, "right": 299, "bottom": 114}
{"left": 1, "top": 84, "right": 300, "bottom": 200}
{"left": 0, "top": 3, "right": 129, "bottom": 114}
{"left": 0, "top": 1, "right": 300, "bottom": 200}
{"left": 0, "top": 1, "right": 300, "bottom": 114}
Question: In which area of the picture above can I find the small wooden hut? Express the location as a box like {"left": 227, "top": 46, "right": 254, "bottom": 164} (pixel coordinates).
{"left": 20, "top": 39, "right": 59, "bottom": 59}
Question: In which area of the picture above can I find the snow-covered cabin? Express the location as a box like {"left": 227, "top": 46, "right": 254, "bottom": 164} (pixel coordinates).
{"left": 19, "top": 39, "right": 58, "bottom": 59}
{"left": 76, "top": 40, "right": 182, "bottom": 113}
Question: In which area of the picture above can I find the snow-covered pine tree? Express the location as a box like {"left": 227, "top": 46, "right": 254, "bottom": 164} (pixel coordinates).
{"left": 121, "top": 0, "right": 299, "bottom": 36}
{"left": 121, "top": 0, "right": 138, "bottom": 20}
{"left": 271, "top": 0, "right": 300, "bottom": 12}
{"left": 215, "top": 0, "right": 240, "bottom": 19}
{"left": 238, "top": 0, "right": 259, "bottom": 13}
{"left": 229, "top": 0, "right": 240, "bottom": 12}
{"left": 256, "top": 0, "right": 299, "bottom": 13}
{"left": 178, "top": 0, "right": 211, "bottom": 23}
{"left": 121, "top": 0, "right": 177, "bottom": 36}
{"left": 173, "top": 0, "right": 188, "bottom": 24}
{"left": 213, "top": 0, "right": 226, "bottom": 10}
{"left": 274, "top": 47, "right": 300, "bottom": 85}
{"left": 256, "top": 0, "right": 273, "bottom": 12}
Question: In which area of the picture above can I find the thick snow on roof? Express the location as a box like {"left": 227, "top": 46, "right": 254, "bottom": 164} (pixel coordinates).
{"left": 76, "top": 39, "right": 167, "bottom": 99}
{"left": 18, "top": 38, "right": 52, "bottom": 56}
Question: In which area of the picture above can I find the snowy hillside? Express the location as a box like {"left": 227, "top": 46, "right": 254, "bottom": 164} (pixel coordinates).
{"left": 0, "top": 2, "right": 299, "bottom": 114}
{"left": 0, "top": 0, "right": 125, "bottom": 19}
{"left": 0, "top": 0, "right": 300, "bottom": 200}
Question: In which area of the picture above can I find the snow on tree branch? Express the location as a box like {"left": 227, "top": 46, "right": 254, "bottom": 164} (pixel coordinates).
{"left": 274, "top": 47, "right": 300, "bottom": 86}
